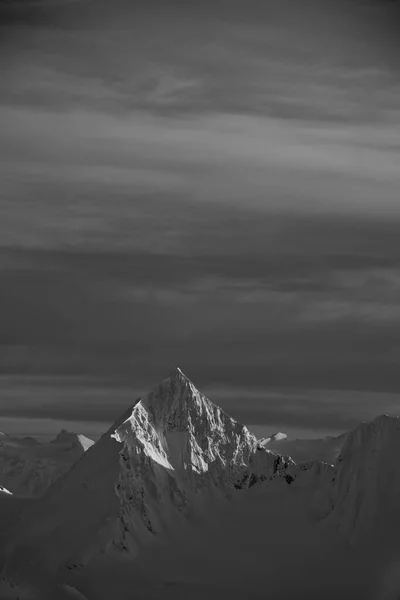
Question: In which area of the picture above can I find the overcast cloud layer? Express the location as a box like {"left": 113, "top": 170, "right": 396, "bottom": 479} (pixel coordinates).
{"left": 1, "top": 0, "right": 400, "bottom": 437}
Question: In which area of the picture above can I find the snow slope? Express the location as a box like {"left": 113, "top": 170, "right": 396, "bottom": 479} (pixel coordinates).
{"left": 260, "top": 417, "right": 400, "bottom": 547}
{"left": 0, "top": 430, "right": 94, "bottom": 498}
{"left": 1, "top": 367, "right": 296, "bottom": 588}
{"left": 258, "top": 431, "right": 288, "bottom": 445}
{"left": 24, "top": 483, "right": 374, "bottom": 600}
{"left": 318, "top": 415, "right": 400, "bottom": 544}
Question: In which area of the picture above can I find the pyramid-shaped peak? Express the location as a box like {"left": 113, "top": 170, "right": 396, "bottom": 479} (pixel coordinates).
{"left": 168, "top": 366, "right": 189, "bottom": 381}
{"left": 107, "top": 369, "right": 200, "bottom": 436}
{"left": 146, "top": 367, "right": 197, "bottom": 409}
{"left": 123, "top": 366, "right": 223, "bottom": 434}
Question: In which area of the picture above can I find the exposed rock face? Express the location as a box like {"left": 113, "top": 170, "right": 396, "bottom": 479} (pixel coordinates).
{"left": 1, "top": 368, "right": 293, "bottom": 581}
{"left": 111, "top": 367, "right": 263, "bottom": 495}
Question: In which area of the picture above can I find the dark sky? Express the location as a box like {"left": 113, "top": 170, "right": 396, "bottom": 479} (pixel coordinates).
{"left": 1, "top": 0, "right": 400, "bottom": 438}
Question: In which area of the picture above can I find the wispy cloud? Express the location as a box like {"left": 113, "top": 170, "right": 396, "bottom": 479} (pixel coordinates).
{"left": 1, "top": 107, "right": 399, "bottom": 242}
{"left": 146, "top": 72, "right": 203, "bottom": 107}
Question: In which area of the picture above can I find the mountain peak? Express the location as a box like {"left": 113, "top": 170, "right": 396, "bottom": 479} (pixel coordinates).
{"left": 51, "top": 429, "right": 77, "bottom": 444}
{"left": 270, "top": 432, "right": 288, "bottom": 442}
{"left": 138, "top": 367, "right": 203, "bottom": 429}
{"left": 168, "top": 366, "right": 188, "bottom": 382}
{"left": 107, "top": 368, "right": 199, "bottom": 436}
{"left": 50, "top": 430, "right": 94, "bottom": 452}
{"left": 258, "top": 432, "right": 288, "bottom": 447}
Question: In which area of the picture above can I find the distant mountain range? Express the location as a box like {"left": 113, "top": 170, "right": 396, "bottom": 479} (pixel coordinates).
{"left": 0, "top": 429, "right": 94, "bottom": 498}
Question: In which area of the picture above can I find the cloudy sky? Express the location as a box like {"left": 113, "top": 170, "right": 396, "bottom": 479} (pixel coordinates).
{"left": 1, "top": 0, "right": 400, "bottom": 439}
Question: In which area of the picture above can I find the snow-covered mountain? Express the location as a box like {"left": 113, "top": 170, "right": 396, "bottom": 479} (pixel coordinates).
{"left": 1, "top": 368, "right": 297, "bottom": 585}
{"left": 317, "top": 415, "right": 400, "bottom": 544}
{"left": 2, "top": 369, "right": 400, "bottom": 599}
{"left": 0, "top": 430, "right": 94, "bottom": 498}
{"left": 258, "top": 431, "right": 288, "bottom": 445}
{"left": 259, "top": 417, "right": 400, "bottom": 543}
